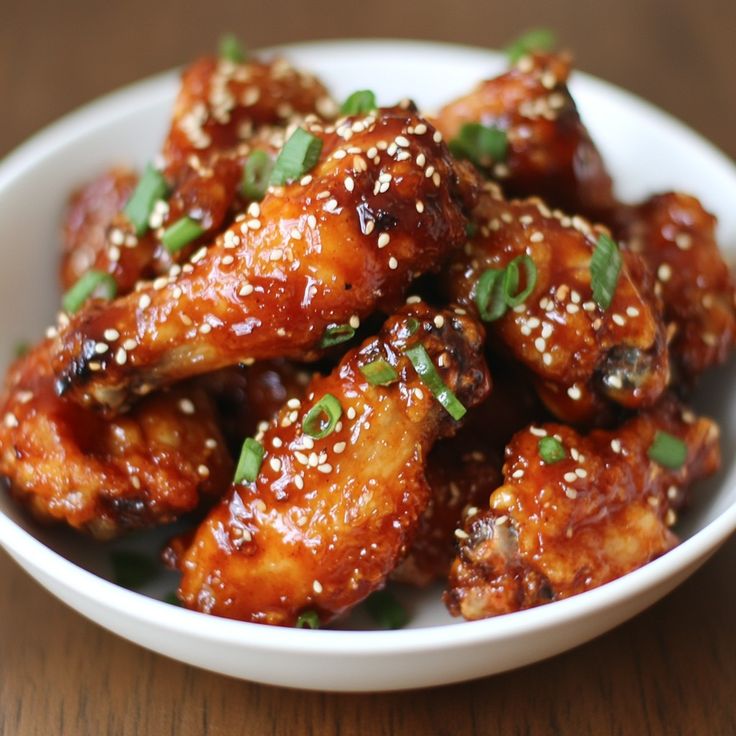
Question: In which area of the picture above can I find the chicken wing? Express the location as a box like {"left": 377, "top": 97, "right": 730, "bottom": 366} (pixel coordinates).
{"left": 616, "top": 192, "right": 736, "bottom": 379}
{"left": 434, "top": 51, "right": 616, "bottom": 222}
{"left": 445, "top": 185, "right": 669, "bottom": 423}
{"left": 446, "top": 396, "right": 720, "bottom": 619}
{"left": 53, "top": 107, "right": 476, "bottom": 413}
{"left": 0, "top": 340, "right": 232, "bottom": 539}
{"left": 176, "top": 302, "right": 490, "bottom": 625}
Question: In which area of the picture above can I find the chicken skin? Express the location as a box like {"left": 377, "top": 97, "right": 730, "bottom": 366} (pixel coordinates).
{"left": 445, "top": 185, "right": 669, "bottom": 423}
{"left": 616, "top": 192, "right": 736, "bottom": 379}
{"left": 53, "top": 107, "right": 475, "bottom": 413}
{"left": 446, "top": 396, "right": 720, "bottom": 619}
{"left": 0, "top": 340, "right": 232, "bottom": 539}
{"left": 176, "top": 302, "right": 490, "bottom": 625}
{"left": 434, "top": 52, "right": 616, "bottom": 222}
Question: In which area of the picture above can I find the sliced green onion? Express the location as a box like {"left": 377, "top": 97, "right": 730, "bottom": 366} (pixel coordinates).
{"left": 234, "top": 437, "right": 264, "bottom": 483}
{"left": 405, "top": 344, "right": 466, "bottom": 420}
{"left": 295, "top": 610, "right": 320, "bottom": 629}
{"left": 14, "top": 341, "right": 30, "bottom": 359}
{"left": 241, "top": 149, "right": 273, "bottom": 200}
{"left": 504, "top": 255, "right": 538, "bottom": 307}
{"left": 62, "top": 270, "right": 117, "bottom": 314}
{"left": 465, "top": 221, "right": 478, "bottom": 239}
{"left": 320, "top": 323, "right": 355, "bottom": 348}
{"left": 340, "top": 89, "right": 377, "bottom": 115}
{"left": 538, "top": 436, "right": 566, "bottom": 464}
{"left": 218, "top": 34, "right": 247, "bottom": 63}
{"left": 110, "top": 551, "right": 158, "bottom": 590}
{"left": 590, "top": 233, "right": 622, "bottom": 310}
{"left": 647, "top": 431, "right": 687, "bottom": 470}
{"left": 475, "top": 268, "right": 507, "bottom": 322}
{"left": 364, "top": 590, "right": 409, "bottom": 629}
{"left": 405, "top": 317, "right": 420, "bottom": 336}
{"left": 303, "top": 394, "right": 342, "bottom": 439}
{"left": 360, "top": 359, "right": 398, "bottom": 386}
{"left": 270, "top": 128, "right": 323, "bottom": 186}
{"left": 123, "top": 163, "right": 168, "bottom": 236}
{"left": 164, "top": 591, "right": 182, "bottom": 607}
{"left": 505, "top": 28, "right": 557, "bottom": 64}
{"left": 162, "top": 216, "right": 205, "bottom": 254}
{"left": 449, "top": 122, "right": 508, "bottom": 167}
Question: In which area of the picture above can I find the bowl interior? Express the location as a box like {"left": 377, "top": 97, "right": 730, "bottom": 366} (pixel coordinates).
{"left": 0, "top": 41, "right": 734, "bottom": 630}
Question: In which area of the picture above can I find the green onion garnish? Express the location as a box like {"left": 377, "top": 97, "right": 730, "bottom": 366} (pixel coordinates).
{"left": 538, "top": 436, "right": 566, "bottom": 464}
{"left": 234, "top": 437, "right": 264, "bottom": 483}
{"left": 302, "top": 393, "right": 342, "bottom": 439}
{"left": 505, "top": 28, "right": 557, "bottom": 64}
{"left": 647, "top": 431, "right": 687, "bottom": 470}
{"left": 218, "top": 34, "right": 247, "bottom": 63}
{"left": 503, "top": 254, "right": 537, "bottom": 307}
{"left": 162, "top": 216, "right": 205, "bottom": 254}
{"left": 364, "top": 590, "right": 409, "bottom": 629}
{"left": 320, "top": 323, "right": 355, "bottom": 348}
{"left": 62, "top": 270, "right": 117, "bottom": 314}
{"left": 295, "top": 610, "right": 320, "bottom": 629}
{"left": 164, "top": 591, "right": 182, "bottom": 607}
{"left": 449, "top": 122, "right": 508, "bottom": 167}
{"left": 241, "top": 149, "right": 273, "bottom": 200}
{"left": 405, "top": 317, "right": 420, "bottom": 336}
{"left": 110, "top": 550, "right": 158, "bottom": 590}
{"left": 405, "top": 344, "right": 466, "bottom": 420}
{"left": 123, "top": 163, "right": 168, "bottom": 236}
{"left": 340, "top": 89, "right": 377, "bottom": 116}
{"left": 270, "top": 128, "right": 323, "bottom": 186}
{"left": 360, "top": 359, "right": 398, "bottom": 386}
{"left": 590, "top": 233, "right": 622, "bottom": 310}
{"left": 475, "top": 268, "right": 507, "bottom": 322}
{"left": 14, "top": 341, "right": 30, "bottom": 359}
{"left": 465, "top": 221, "right": 478, "bottom": 239}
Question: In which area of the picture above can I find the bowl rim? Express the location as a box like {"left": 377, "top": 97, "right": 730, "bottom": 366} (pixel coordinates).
{"left": 1, "top": 38, "right": 735, "bottom": 656}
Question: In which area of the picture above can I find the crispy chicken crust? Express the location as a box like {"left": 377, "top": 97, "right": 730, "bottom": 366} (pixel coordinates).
{"left": 446, "top": 396, "right": 720, "bottom": 620}
{"left": 176, "top": 302, "right": 490, "bottom": 625}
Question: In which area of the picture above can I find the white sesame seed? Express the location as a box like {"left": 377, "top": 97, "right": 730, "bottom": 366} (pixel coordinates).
{"left": 122, "top": 338, "right": 137, "bottom": 351}
{"left": 317, "top": 463, "right": 333, "bottom": 473}
{"left": 530, "top": 426, "right": 547, "bottom": 437}
{"left": 626, "top": 306, "right": 640, "bottom": 318}
{"left": 567, "top": 385, "right": 582, "bottom": 400}
{"left": 205, "top": 438, "right": 217, "bottom": 449}
{"left": 179, "top": 398, "right": 196, "bottom": 415}
{"left": 333, "top": 441, "right": 346, "bottom": 454}
{"left": 657, "top": 263, "right": 672, "bottom": 282}
{"left": 534, "top": 337, "right": 546, "bottom": 352}
{"left": 388, "top": 257, "right": 398, "bottom": 270}
{"left": 563, "top": 472, "right": 578, "bottom": 483}
{"left": 197, "top": 464, "right": 210, "bottom": 478}
{"left": 294, "top": 475, "right": 304, "bottom": 490}
{"left": 349, "top": 315, "right": 360, "bottom": 329}
{"left": 377, "top": 233, "right": 390, "bottom": 248}
{"left": 575, "top": 468, "right": 588, "bottom": 478}
{"left": 269, "top": 457, "right": 282, "bottom": 473}
{"left": 312, "top": 580, "right": 323, "bottom": 594}
{"left": 512, "top": 469, "right": 524, "bottom": 479}
{"left": 287, "top": 398, "right": 301, "bottom": 409}
{"left": 138, "top": 294, "right": 151, "bottom": 310}
{"left": 611, "top": 439, "right": 622, "bottom": 454}
{"left": 454, "top": 528, "right": 470, "bottom": 540}
{"left": 239, "top": 283, "right": 254, "bottom": 296}
{"left": 4, "top": 413, "right": 18, "bottom": 428}
{"left": 612, "top": 313, "right": 625, "bottom": 326}
{"left": 347, "top": 407, "right": 357, "bottom": 420}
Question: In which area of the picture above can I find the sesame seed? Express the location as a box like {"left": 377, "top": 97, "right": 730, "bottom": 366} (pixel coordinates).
{"left": 122, "top": 339, "right": 137, "bottom": 351}
{"left": 675, "top": 233, "right": 692, "bottom": 250}
{"left": 612, "top": 313, "right": 626, "bottom": 326}
{"left": 626, "top": 306, "right": 640, "bottom": 318}
{"left": 395, "top": 135, "right": 410, "bottom": 147}
{"left": 657, "top": 263, "right": 672, "bottom": 282}
{"left": 433, "top": 315, "right": 445, "bottom": 328}
{"left": 307, "top": 214, "right": 317, "bottom": 229}
{"left": 512, "top": 469, "right": 524, "bottom": 479}
{"left": 344, "top": 176, "right": 354, "bottom": 192}
{"left": 199, "top": 323, "right": 212, "bottom": 335}
{"left": 317, "top": 463, "right": 333, "bottom": 473}
{"left": 324, "top": 199, "right": 338, "bottom": 213}
{"left": 239, "top": 283, "right": 254, "bottom": 296}
{"left": 530, "top": 231, "right": 544, "bottom": 243}
{"left": 349, "top": 315, "right": 360, "bottom": 329}
{"left": 564, "top": 488, "right": 578, "bottom": 499}
{"left": 347, "top": 407, "right": 356, "bottom": 420}
{"left": 138, "top": 294, "right": 151, "bottom": 310}
{"left": 94, "top": 342, "right": 109, "bottom": 355}
{"left": 534, "top": 337, "right": 546, "bottom": 352}
{"left": 415, "top": 200, "right": 424, "bottom": 213}
{"left": 294, "top": 475, "right": 304, "bottom": 490}
{"left": 542, "top": 353, "right": 553, "bottom": 366}
{"left": 388, "top": 257, "right": 398, "bottom": 270}
{"left": 287, "top": 398, "right": 301, "bottom": 409}
{"left": 575, "top": 468, "right": 588, "bottom": 478}
{"left": 567, "top": 385, "right": 582, "bottom": 400}
{"left": 530, "top": 426, "right": 547, "bottom": 437}
{"left": 312, "top": 580, "right": 323, "bottom": 594}
{"left": 333, "top": 441, "right": 346, "bottom": 454}
{"left": 414, "top": 123, "right": 427, "bottom": 135}
{"left": 610, "top": 439, "right": 622, "bottom": 453}
{"left": 269, "top": 457, "right": 282, "bottom": 472}
{"left": 4, "top": 413, "right": 18, "bottom": 428}
{"left": 377, "top": 233, "right": 390, "bottom": 248}
{"left": 454, "top": 529, "right": 470, "bottom": 540}
{"left": 179, "top": 398, "right": 196, "bottom": 415}
{"left": 222, "top": 255, "right": 234, "bottom": 265}
{"left": 197, "top": 464, "right": 210, "bottom": 478}
{"left": 608, "top": 374, "right": 623, "bottom": 390}
{"left": 563, "top": 472, "right": 578, "bottom": 483}
{"left": 205, "top": 438, "right": 218, "bottom": 449}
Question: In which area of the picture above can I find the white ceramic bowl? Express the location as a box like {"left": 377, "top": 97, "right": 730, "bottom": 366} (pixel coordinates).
{"left": 0, "top": 40, "right": 734, "bottom": 692}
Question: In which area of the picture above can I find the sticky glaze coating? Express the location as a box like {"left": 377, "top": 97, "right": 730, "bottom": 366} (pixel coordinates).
{"left": 163, "top": 55, "right": 335, "bottom": 179}
{"left": 434, "top": 52, "right": 616, "bottom": 222}
{"left": 176, "top": 302, "right": 490, "bottom": 625}
{"left": 53, "top": 107, "right": 475, "bottom": 413}
{"left": 444, "top": 185, "right": 669, "bottom": 423}
{"left": 394, "top": 359, "right": 542, "bottom": 586}
{"left": 446, "top": 396, "right": 720, "bottom": 619}
{"left": 616, "top": 192, "right": 736, "bottom": 379}
{"left": 0, "top": 340, "right": 232, "bottom": 539}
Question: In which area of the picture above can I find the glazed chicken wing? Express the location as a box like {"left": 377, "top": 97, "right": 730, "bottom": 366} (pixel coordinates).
{"left": 0, "top": 340, "right": 232, "bottom": 539}
{"left": 176, "top": 302, "right": 490, "bottom": 625}
{"left": 446, "top": 396, "right": 720, "bottom": 619}
{"left": 444, "top": 185, "right": 669, "bottom": 423}
{"left": 53, "top": 107, "right": 475, "bottom": 412}
{"left": 434, "top": 52, "right": 616, "bottom": 222}
{"left": 616, "top": 192, "right": 736, "bottom": 379}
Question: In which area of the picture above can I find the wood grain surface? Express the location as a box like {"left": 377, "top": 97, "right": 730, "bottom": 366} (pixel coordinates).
{"left": 1, "top": 0, "right": 735, "bottom": 733}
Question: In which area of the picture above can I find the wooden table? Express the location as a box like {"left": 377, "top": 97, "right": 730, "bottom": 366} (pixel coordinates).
{"left": 1, "top": 1, "right": 735, "bottom": 733}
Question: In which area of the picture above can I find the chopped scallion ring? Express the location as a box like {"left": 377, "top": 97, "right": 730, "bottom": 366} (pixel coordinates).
{"left": 360, "top": 359, "right": 398, "bottom": 386}
{"left": 340, "top": 89, "right": 377, "bottom": 115}
{"left": 538, "top": 436, "right": 566, "bottom": 464}
{"left": 505, "top": 28, "right": 557, "bottom": 64}
{"left": 364, "top": 590, "right": 409, "bottom": 629}
{"left": 162, "top": 216, "right": 205, "bottom": 254}
{"left": 110, "top": 550, "right": 158, "bottom": 590}
{"left": 475, "top": 268, "right": 507, "bottom": 322}
{"left": 270, "top": 128, "right": 323, "bottom": 186}
{"left": 405, "top": 317, "right": 420, "bottom": 336}
{"left": 302, "top": 393, "right": 343, "bottom": 439}
{"left": 295, "top": 610, "right": 320, "bottom": 629}
{"left": 241, "top": 149, "right": 273, "bottom": 200}
{"left": 647, "top": 431, "right": 687, "bottom": 470}
{"left": 449, "top": 123, "right": 508, "bottom": 167}
{"left": 590, "top": 233, "right": 622, "bottom": 310}
{"left": 62, "top": 270, "right": 117, "bottom": 314}
{"left": 218, "top": 34, "right": 247, "bottom": 63}
{"left": 14, "top": 341, "right": 30, "bottom": 359}
{"left": 504, "top": 254, "right": 538, "bottom": 307}
{"left": 320, "top": 323, "right": 355, "bottom": 348}
{"left": 405, "top": 344, "right": 466, "bottom": 420}
{"left": 123, "top": 163, "right": 168, "bottom": 236}
{"left": 234, "top": 437, "right": 264, "bottom": 484}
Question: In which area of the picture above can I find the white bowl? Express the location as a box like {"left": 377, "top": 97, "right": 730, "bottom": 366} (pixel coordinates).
{"left": 0, "top": 40, "right": 734, "bottom": 692}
